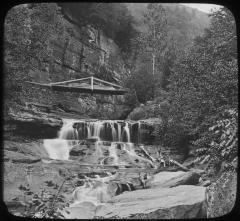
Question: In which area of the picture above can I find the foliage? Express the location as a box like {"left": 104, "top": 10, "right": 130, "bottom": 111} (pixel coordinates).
{"left": 142, "top": 3, "right": 168, "bottom": 87}
{"left": 194, "top": 109, "right": 238, "bottom": 173}
{"left": 4, "top": 3, "right": 66, "bottom": 107}
{"left": 17, "top": 172, "right": 72, "bottom": 218}
{"left": 168, "top": 7, "right": 237, "bottom": 134}
{"left": 164, "top": 7, "right": 238, "bottom": 170}
{"left": 125, "top": 62, "right": 155, "bottom": 104}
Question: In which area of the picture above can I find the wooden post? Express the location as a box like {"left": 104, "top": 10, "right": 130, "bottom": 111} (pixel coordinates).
{"left": 91, "top": 76, "right": 94, "bottom": 91}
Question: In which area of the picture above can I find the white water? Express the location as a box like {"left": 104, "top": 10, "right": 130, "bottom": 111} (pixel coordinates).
{"left": 42, "top": 118, "right": 159, "bottom": 217}
{"left": 87, "top": 121, "right": 104, "bottom": 140}
{"left": 117, "top": 123, "right": 121, "bottom": 141}
{"left": 43, "top": 139, "right": 71, "bottom": 160}
{"left": 109, "top": 143, "right": 118, "bottom": 165}
{"left": 110, "top": 122, "right": 117, "bottom": 141}
{"left": 70, "top": 173, "right": 118, "bottom": 207}
{"left": 43, "top": 118, "right": 155, "bottom": 168}
{"left": 95, "top": 141, "right": 103, "bottom": 158}
{"left": 59, "top": 119, "right": 79, "bottom": 140}
{"left": 43, "top": 119, "right": 79, "bottom": 160}
{"left": 122, "top": 123, "right": 130, "bottom": 143}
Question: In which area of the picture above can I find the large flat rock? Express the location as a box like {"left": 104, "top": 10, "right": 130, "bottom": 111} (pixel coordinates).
{"left": 151, "top": 171, "right": 200, "bottom": 188}
{"left": 95, "top": 185, "right": 206, "bottom": 219}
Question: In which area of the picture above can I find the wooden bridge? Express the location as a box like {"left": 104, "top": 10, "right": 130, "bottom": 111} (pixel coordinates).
{"left": 26, "top": 76, "right": 128, "bottom": 95}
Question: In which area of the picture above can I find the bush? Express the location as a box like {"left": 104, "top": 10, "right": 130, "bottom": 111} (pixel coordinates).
{"left": 194, "top": 109, "right": 238, "bottom": 174}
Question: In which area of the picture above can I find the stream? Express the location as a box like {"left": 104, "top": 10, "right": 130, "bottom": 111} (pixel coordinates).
{"left": 4, "top": 118, "right": 207, "bottom": 219}
{"left": 42, "top": 119, "right": 159, "bottom": 214}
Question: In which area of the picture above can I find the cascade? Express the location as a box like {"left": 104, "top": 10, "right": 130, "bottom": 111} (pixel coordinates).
{"left": 43, "top": 119, "right": 80, "bottom": 160}
{"left": 109, "top": 122, "right": 117, "bottom": 141}
{"left": 59, "top": 119, "right": 79, "bottom": 140}
{"left": 42, "top": 118, "right": 160, "bottom": 216}
{"left": 43, "top": 118, "right": 155, "bottom": 168}
{"left": 117, "top": 123, "right": 121, "bottom": 141}
{"left": 138, "top": 121, "right": 141, "bottom": 144}
{"left": 122, "top": 123, "right": 131, "bottom": 143}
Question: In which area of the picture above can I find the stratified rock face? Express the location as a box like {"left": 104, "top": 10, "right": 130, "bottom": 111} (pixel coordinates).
{"left": 95, "top": 185, "right": 206, "bottom": 219}
{"left": 6, "top": 106, "right": 62, "bottom": 138}
{"left": 206, "top": 170, "right": 237, "bottom": 218}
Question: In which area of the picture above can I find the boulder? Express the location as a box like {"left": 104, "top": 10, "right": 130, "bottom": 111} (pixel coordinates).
{"left": 95, "top": 185, "right": 206, "bottom": 219}
{"left": 151, "top": 171, "right": 200, "bottom": 188}
{"left": 107, "top": 181, "right": 134, "bottom": 196}
{"left": 69, "top": 145, "right": 88, "bottom": 156}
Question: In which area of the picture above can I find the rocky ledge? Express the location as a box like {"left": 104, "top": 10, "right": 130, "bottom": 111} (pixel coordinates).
{"left": 5, "top": 106, "right": 63, "bottom": 138}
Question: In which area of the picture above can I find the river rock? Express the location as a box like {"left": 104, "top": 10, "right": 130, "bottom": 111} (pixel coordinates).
{"left": 95, "top": 185, "right": 206, "bottom": 219}
{"left": 107, "top": 181, "right": 134, "bottom": 197}
{"left": 151, "top": 171, "right": 200, "bottom": 188}
{"left": 69, "top": 145, "right": 88, "bottom": 156}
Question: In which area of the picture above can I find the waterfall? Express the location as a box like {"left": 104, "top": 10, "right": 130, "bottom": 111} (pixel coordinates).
{"left": 59, "top": 119, "right": 79, "bottom": 140}
{"left": 110, "top": 122, "right": 117, "bottom": 141}
{"left": 43, "top": 119, "right": 79, "bottom": 160}
{"left": 122, "top": 123, "right": 130, "bottom": 143}
{"left": 138, "top": 121, "right": 141, "bottom": 144}
{"left": 43, "top": 118, "right": 155, "bottom": 164}
{"left": 87, "top": 121, "right": 104, "bottom": 141}
{"left": 117, "top": 123, "right": 121, "bottom": 142}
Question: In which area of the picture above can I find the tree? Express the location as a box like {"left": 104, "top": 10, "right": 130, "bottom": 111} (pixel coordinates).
{"left": 167, "top": 7, "right": 237, "bottom": 157}
{"left": 142, "top": 3, "right": 167, "bottom": 82}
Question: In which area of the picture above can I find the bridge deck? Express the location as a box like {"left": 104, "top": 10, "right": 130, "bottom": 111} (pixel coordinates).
{"left": 26, "top": 76, "right": 128, "bottom": 95}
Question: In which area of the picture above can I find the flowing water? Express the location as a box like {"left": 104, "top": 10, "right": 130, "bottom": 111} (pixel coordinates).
{"left": 43, "top": 118, "right": 157, "bottom": 210}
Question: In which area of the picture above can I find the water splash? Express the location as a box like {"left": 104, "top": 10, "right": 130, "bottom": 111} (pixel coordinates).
{"left": 43, "top": 119, "right": 79, "bottom": 160}
{"left": 43, "top": 139, "right": 71, "bottom": 160}
{"left": 70, "top": 173, "right": 117, "bottom": 207}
